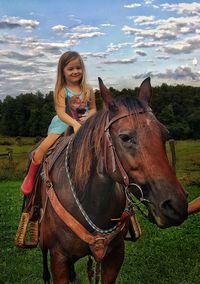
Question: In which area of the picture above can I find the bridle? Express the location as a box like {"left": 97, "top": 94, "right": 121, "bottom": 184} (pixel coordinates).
{"left": 104, "top": 108, "right": 152, "bottom": 201}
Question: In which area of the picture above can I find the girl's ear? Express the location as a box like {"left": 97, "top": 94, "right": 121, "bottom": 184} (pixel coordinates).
{"left": 98, "top": 77, "right": 118, "bottom": 111}
{"left": 138, "top": 77, "right": 152, "bottom": 105}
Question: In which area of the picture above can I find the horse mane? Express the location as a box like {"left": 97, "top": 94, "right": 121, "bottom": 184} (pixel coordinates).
{"left": 70, "top": 95, "right": 148, "bottom": 193}
{"left": 70, "top": 109, "right": 108, "bottom": 192}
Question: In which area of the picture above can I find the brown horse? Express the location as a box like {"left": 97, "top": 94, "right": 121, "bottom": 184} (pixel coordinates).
{"left": 39, "top": 77, "right": 188, "bottom": 283}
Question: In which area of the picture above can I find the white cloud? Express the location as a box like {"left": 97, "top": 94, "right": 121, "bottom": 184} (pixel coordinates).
{"left": 161, "top": 2, "right": 200, "bottom": 16}
{"left": 192, "top": 57, "right": 198, "bottom": 66}
{"left": 81, "top": 52, "right": 108, "bottom": 59}
{"left": 163, "top": 35, "right": 200, "bottom": 54}
{"left": 130, "top": 16, "right": 155, "bottom": 25}
{"left": 100, "top": 23, "right": 115, "bottom": 27}
{"left": 106, "top": 42, "right": 132, "bottom": 52}
{"left": 52, "top": 25, "right": 67, "bottom": 32}
{"left": 124, "top": 3, "right": 141, "bottom": 8}
{"left": 133, "top": 41, "right": 164, "bottom": 48}
{"left": 103, "top": 57, "right": 137, "bottom": 64}
{"left": 122, "top": 25, "right": 177, "bottom": 40}
{"left": 66, "top": 32, "right": 104, "bottom": 40}
{"left": 134, "top": 65, "right": 200, "bottom": 81}
{"left": 0, "top": 16, "right": 39, "bottom": 29}
{"left": 72, "top": 25, "right": 99, "bottom": 33}
{"left": 144, "top": 0, "right": 155, "bottom": 5}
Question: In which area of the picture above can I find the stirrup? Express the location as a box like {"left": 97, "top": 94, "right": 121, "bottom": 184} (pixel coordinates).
{"left": 15, "top": 212, "right": 39, "bottom": 248}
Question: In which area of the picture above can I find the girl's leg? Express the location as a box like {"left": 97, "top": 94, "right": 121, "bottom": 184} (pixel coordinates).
{"left": 21, "top": 133, "right": 60, "bottom": 195}
{"left": 188, "top": 197, "right": 200, "bottom": 214}
{"left": 34, "top": 133, "right": 60, "bottom": 164}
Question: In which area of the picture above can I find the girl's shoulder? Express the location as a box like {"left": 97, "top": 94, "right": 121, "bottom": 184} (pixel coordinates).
{"left": 86, "top": 83, "right": 93, "bottom": 92}
{"left": 85, "top": 84, "right": 94, "bottom": 96}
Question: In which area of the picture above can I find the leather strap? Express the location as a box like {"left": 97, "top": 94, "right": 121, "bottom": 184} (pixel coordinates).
{"left": 104, "top": 130, "right": 129, "bottom": 187}
{"left": 46, "top": 183, "right": 126, "bottom": 262}
{"left": 46, "top": 184, "right": 94, "bottom": 244}
{"left": 103, "top": 114, "right": 129, "bottom": 187}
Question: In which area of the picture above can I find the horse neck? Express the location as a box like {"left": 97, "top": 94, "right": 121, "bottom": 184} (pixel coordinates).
{"left": 81, "top": 165, "right": 126, "bottom": 221}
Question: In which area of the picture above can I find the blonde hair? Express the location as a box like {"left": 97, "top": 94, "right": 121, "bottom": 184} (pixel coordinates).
{"left": 54, "top": 51, "right": 90, "bottom": 106}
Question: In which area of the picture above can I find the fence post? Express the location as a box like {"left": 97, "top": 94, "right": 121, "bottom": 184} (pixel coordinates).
{"left": 168, "top": 139, "right": 176, "bottom": 172}
{"left": 8, "top": 150, "right": 13, "bottom": 161}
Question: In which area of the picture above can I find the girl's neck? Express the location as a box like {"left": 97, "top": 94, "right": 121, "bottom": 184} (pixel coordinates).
{"left": 66, "top": 82, "right": 81, "bottom": 93}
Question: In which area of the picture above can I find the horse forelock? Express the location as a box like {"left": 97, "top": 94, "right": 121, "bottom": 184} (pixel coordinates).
{"left": 115, "top": 96, "right": 148, "bottom": 113}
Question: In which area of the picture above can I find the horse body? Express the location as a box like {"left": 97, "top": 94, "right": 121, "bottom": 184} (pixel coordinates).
{"left": 40, "top": 78, "right": 188, "bottom": 283}
{"left": 41, "top": 146, "right": 126, "bottom": 283}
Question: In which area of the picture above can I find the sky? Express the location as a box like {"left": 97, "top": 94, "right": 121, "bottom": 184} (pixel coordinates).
{"left": 0, "top": 0, "right": 200, "bottom": 100}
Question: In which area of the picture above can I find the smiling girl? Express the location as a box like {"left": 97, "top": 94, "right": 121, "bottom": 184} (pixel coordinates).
{"left": 21, "top": 51, "right": 96, "bottom": 195}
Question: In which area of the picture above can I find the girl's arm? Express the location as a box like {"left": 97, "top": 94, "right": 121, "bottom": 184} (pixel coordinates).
{"left": 55, "top": 92, "right": 81, "bottom": 133}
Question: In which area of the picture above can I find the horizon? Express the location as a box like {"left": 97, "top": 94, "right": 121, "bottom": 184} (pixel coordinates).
{"left": 1, "top": 78, "right": 199, "bottom": 103}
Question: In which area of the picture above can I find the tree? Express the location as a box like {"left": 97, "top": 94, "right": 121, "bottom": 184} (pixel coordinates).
{"left": 0, "top": 85, "right": 199, "bottom": 139}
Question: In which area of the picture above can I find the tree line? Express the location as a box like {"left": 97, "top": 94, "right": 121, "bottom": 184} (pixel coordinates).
{"left": 0, "top": 84, "right": 199, "bottom": 139}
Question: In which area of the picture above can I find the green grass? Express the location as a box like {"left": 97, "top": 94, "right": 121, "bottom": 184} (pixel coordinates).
{"left": 174, "top": 140, "right": 200, "bottom": 184}
{"left": 0, "top": 137, "right": 35, "bottom": 180}
{"left": 0, "top": 139, "right": 200, "bottom": 283}
{"left": 1, "top": 182, "right": 200, "bottom": 283}
{"left": 119, "top": 184, "right": 200, "bottom": 284}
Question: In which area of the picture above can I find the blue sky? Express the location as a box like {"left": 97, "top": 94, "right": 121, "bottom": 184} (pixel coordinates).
{"left": 0, "top": 0, "right": 199, "bottom": 100}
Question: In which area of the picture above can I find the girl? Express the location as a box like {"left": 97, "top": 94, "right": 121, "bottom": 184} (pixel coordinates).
{"left": 21, "top": 51, "right": 96, "bottom": 195}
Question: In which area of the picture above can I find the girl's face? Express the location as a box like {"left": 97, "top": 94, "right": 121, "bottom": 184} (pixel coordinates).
{"left": 63, "top": 57, "right": 83, "bottom": 85}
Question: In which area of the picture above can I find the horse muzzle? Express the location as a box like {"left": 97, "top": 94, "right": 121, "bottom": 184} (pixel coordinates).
{"left": 129, "top": 181, "right": 188, "bottom": 229}
{"left": 145, "top": 184, "right": 188, "bottom": 228}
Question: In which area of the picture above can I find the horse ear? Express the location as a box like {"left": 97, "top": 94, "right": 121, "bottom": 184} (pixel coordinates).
{"left": 98, "top": 77, "right": 118, "bottom": 111}
{"left": 138, "top": 77, "right": 152, "bottom": 105}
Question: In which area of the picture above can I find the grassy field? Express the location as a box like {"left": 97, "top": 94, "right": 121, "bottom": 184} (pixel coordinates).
{"left": 0, "top": 139, "right": 200, "bottom": 283}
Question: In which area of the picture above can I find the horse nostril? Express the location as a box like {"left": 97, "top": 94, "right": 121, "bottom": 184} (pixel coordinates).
{"left": 161, "top": 199, "right": 174, "bottom": 214}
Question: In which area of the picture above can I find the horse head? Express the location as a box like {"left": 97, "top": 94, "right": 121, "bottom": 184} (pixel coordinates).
{"left": 98, "top": 77, "right": 188, "bottom": 229}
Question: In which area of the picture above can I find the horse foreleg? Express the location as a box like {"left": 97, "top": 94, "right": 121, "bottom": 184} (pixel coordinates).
{"left": 50, "top": 250, "right": 70, "bottom": 284}
{"left": 42, "top": 246, "right": 51, "bottom": 284}
{"left": 69, "top": 261, "right": 76, "bottom": 283}
{"left": 101, "top": 239, "right": 125, "bottom": 284}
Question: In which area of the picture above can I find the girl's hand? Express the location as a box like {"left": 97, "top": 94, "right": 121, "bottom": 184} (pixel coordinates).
{"left": 78, "top": 114, "right": 88, "bottom": 125}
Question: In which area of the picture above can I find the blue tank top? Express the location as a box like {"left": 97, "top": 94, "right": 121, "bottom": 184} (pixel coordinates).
{"left": 47, "top": 87, "right": 89, "bottom": 135}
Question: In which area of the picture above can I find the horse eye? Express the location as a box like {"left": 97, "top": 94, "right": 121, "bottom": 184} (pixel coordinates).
{"left": 119, "top": 134, "right": 131, "bottom": 143}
